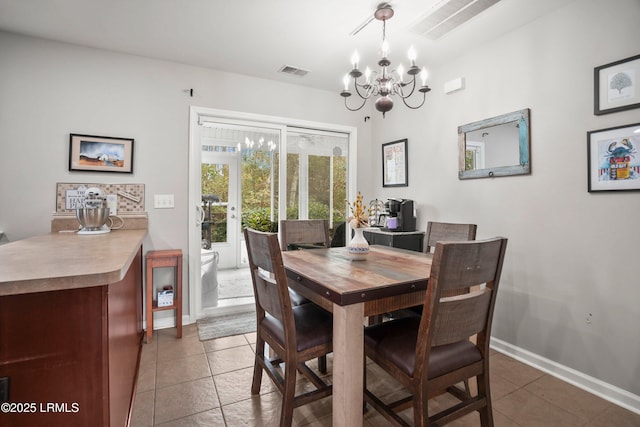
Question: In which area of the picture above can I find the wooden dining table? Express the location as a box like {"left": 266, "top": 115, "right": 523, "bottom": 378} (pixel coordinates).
{"left": 282, "top": 244, "right": 432, "bottom": 426}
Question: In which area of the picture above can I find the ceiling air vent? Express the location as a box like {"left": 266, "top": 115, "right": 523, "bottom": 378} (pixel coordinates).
{"left": 412, "top": 0, "right": 501, "bottom": 40}
{"left": 278, "top": 65, "right": 310, "bottom": 77}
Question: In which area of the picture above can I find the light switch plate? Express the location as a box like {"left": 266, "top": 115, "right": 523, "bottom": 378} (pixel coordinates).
{"left": 154, "top": 194, "right": 175, "bottom": 209}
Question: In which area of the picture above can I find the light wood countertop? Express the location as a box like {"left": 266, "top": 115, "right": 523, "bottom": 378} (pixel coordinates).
{"left": 0, "top": 229, "right": 146, "bottom": 296}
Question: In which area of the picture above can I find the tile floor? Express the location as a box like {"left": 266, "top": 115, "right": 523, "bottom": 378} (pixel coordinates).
{"left": 131, "top": 323, "right": 640, "bottom": 426}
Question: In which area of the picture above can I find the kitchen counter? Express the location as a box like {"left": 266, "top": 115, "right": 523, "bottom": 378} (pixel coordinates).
{"left": 0, "top": 229, "right": 146, "bottom": 297}
{"left": 0, "top": 228, "right": 146, "bottom": 426}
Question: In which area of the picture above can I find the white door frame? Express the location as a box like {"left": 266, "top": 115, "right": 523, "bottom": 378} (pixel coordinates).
{"left": 188, "top": 106, "right": 358, "bottom": 322}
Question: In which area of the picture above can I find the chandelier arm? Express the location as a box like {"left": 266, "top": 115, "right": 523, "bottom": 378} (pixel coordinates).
{"left": 353, "top": 79, "right": 375, "bottom": 99}
{"left": 344, "top": 96, "right": 368, "bottom": 112}
{"left": 401, "top": 91, "right": 427, "bottom": 110}
{"left": 396, "top": 76, "right": 417, "bottom": 99}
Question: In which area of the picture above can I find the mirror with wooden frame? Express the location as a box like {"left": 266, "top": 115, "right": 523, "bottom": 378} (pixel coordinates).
{"left": 458, "top": 108, "right": 530, "bottom": 179}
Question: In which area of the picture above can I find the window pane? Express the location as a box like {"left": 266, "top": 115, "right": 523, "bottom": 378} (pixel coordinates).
{"left": 201, "top": 163, "right": 228, "bottom": 246}
{"left": 241, "top": 134, "right": 280, "bottom": 232}
{"left": 286, "top": 130, "right": 348, "bottom": 233}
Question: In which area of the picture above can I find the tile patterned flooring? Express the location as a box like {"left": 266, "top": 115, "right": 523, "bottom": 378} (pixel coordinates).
{"left": 131, "top": 323, "right": 640, "bottom": 426}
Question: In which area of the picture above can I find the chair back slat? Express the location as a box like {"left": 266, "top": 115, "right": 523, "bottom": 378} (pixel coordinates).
{"left": 252, "top": 270, "right": 285, "bottom": 323}
{"left": 425, "top": 221, "right": 477, "bottom": 253}
{"left": 280, "top": 219, "right": 331, "bottom": 251}
{"left": 431, "top": 288, "right": 492, "bottom": 346}
{"left": 434, "top": 238, "right": 504, "bottom": 293}
{"left": 244, "top": 228, "right": 291, "bottom": 324}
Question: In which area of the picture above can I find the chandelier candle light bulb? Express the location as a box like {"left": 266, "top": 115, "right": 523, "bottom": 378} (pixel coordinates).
{"left": 421, "top": 68, "right": 428, "bottom": 86}
{"left": 408, "top": 46, "right": 417, "bottom": 66}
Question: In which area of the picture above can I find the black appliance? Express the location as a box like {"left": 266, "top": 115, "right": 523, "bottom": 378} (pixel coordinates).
{"left": 384, "top": 198, "right": 416, "bottom": 232}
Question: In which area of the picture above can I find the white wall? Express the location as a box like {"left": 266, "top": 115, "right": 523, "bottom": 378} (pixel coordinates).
{"left": 0, "top": 32, "right": 372, "bottom": 245}
{"left": 0, "top": 30, "right": 373, "bottom": 337}
{"left": 1, "top": 0, "right": 639, "bottom": 411}
{"left": 368, "top": 0, "right": 640, "bottom": 407}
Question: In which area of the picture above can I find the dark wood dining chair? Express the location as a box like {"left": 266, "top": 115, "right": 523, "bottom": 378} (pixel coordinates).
{"left": 279, "top": 219, "right": 331, "bottom": 251}
{"left": 424, "top": 221, "right": 477, "bottom": 254}
{"left": 363, "top": 237, "right": 508, "bottom": 427}
{"left": 413, "top": 221, "right": 479, "bottom": 394}
{"left": 244, "top": 228, "right": 333, "bottom": 427}
{"left": 279, "top": 219, "right": 331, "bottom": 373}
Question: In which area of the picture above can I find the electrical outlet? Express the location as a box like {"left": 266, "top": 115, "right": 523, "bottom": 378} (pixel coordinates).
{"left": 107, "top": 194, "right": 118, "bottom": 215}
{"left": 154, "top": 194, "right": 175, "bottom": 209}
{"left": 0, "top": 377, "right": 9, "bottom": 402}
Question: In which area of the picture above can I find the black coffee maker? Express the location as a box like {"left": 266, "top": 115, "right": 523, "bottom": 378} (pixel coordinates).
{"left": 384, "top": 198, "right": 416, "bottom": 232}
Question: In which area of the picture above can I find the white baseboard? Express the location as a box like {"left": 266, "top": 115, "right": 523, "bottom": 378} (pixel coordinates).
{"left": 146, "top": 306, "right": 255, "bottom": 332}
{"left": 491, "top": 337, "right": 640, "bottom": 415}
{"left": 145, "top": 314, "right": 194, "bottom": 332}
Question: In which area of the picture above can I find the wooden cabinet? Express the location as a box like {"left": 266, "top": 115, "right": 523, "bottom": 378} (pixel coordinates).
{"left": 363, "top": 229, "right": 425, "bottom": 252}
{"left": 0, "top": 248, "right": 143, "bottom": 427}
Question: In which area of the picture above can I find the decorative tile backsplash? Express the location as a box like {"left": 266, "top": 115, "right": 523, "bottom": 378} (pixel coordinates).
{"left": 56, "top": 183, "right": 145, "bottom": 214}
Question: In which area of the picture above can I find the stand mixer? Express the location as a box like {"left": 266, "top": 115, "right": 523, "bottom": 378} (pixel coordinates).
{"left": 76, "top": 187, "right": 113, "bottom": 235}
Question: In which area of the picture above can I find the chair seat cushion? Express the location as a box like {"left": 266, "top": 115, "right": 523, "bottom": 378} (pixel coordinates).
{"left": 364, "top": 317, "right": 481, "bottom": 378}
{"left": 263, "top": 303, "right": 332, "bottom": 352}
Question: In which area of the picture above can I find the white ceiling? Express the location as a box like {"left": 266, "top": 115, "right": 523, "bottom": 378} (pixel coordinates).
{"left": 0, "top": 0, "right": 573, "bottom": 92}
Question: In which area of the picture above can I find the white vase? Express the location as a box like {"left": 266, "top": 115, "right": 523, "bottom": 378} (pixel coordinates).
{"left": 348, "top": 227, "right": 370, "bottom": 260}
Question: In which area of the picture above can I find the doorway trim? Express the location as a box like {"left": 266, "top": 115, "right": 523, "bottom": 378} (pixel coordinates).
{"left": 188, "top": 106, "right": 358, "bottom": 322}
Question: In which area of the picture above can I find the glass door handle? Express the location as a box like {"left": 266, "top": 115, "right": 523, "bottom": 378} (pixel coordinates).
{"left": 196, "top": 205, "right": 205, "bottom": 225}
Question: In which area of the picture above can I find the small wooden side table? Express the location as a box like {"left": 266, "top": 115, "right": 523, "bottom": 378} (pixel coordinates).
{"left": 145, "top": 249, "right": 182, "bottom": 343}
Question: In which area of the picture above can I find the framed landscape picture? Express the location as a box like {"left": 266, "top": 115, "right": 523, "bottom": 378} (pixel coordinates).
{"left": 587, "top": 123, "right": 640, "bottom": 192}
{"left": 382, "top": 139, "right": 408, "bottom": 187}
{"left": 69, "top": 133, "right": 134, "bottom": 173}
{"left": 594, "top": 54, "right": 640, "bottom": 115}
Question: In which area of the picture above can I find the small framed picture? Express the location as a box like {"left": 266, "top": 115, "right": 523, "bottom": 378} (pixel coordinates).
{"left": 382, "top": 139, "right": 408, "bottom": 187}
{"left": 69, "top": 133, "right": 134, "bottom": 173}
{"left": 587, "top": 123, "right": 640, "bottom": 192}
{"left": 594, "top": 54, "right": 640, "bottom": 115}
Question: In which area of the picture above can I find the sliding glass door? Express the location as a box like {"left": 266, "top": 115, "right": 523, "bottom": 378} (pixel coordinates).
{"left": 189, "top": 108, "right": 356, "bottom": 320}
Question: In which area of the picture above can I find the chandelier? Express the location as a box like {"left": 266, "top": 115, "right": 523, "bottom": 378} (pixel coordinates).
{"left": 340, "top": 4, "right": 431, "bottom": 118}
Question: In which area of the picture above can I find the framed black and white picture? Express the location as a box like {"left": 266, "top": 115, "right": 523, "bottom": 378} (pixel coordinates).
{"left": 594, "top": 54, "right": 640, "bottom": 115}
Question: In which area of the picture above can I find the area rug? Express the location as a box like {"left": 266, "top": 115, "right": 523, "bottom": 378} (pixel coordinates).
{"left": 197, "top": 310, "right": 256, "bottom": 341}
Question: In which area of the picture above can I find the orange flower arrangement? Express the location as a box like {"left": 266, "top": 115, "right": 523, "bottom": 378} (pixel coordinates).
{"left": 347, "top": 192, "right": 372, "bottom": 228}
